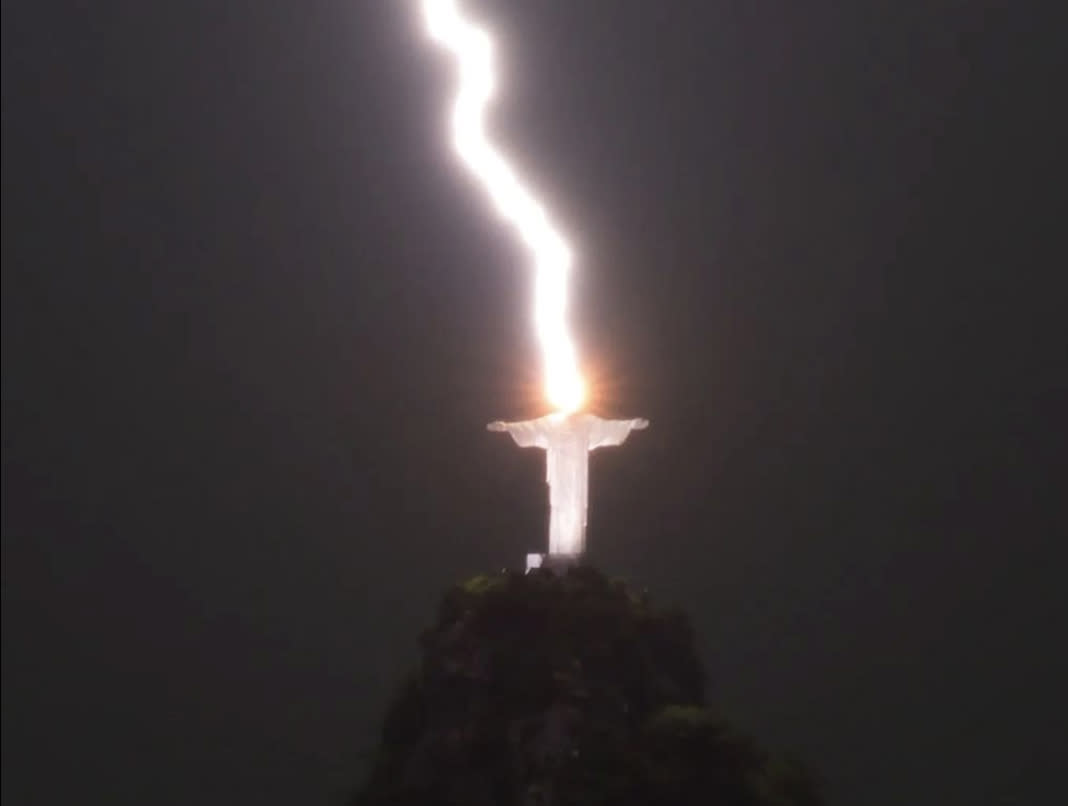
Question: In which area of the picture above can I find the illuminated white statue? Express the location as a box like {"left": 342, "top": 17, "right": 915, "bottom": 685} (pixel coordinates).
{"left": 488, "top": 414, "right": 648, "bottom": 560}
{"left": 421, "top": 4, "right": 652, "bottom": 568}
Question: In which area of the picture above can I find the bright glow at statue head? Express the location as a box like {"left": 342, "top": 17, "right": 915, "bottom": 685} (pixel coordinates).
{"left": 421, "top": 0, "right": 586, "bottom": 413}
{"left": 547, "top": 361, "right": 585, "bottom": 413}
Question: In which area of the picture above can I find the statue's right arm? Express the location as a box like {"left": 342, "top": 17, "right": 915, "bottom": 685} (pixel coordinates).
{"left": 487, "top": 419, "right": 546, "bottom": 448}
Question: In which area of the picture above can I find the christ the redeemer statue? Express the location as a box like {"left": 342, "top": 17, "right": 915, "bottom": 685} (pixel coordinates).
{"left": 487, "top": 413, "right": 648, "bottom": 567}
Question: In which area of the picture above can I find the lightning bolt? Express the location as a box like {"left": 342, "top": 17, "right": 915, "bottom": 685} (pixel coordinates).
{"left": 420, "top": 0, "right": 585, "bottom": 413}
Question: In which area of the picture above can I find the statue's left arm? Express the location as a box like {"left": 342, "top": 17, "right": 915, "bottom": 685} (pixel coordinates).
{"left": 589, "top": 417, "right": 649, "bottom": 449}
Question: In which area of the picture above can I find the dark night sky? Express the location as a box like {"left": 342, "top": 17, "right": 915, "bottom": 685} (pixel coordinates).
{"left": 2, "top": 1, "right": 1062, "bottom": 803}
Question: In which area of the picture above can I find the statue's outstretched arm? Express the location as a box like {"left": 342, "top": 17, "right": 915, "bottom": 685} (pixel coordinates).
{"left": 486, "top": 418, "right": 547, "bottom": 448}
{"left": 590, "top": 417, "right": 649, "bottom": 449}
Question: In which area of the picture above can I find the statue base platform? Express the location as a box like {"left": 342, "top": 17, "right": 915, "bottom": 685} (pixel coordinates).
{"left": 526, "top": 553, "right": 581, "bottom": 574}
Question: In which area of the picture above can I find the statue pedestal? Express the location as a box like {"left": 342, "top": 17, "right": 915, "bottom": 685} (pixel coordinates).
{"left": 526, "top": 552, "right": 581, "bottom": 574}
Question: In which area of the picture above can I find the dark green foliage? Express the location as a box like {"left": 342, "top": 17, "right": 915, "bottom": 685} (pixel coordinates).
{"left": 353, "top": 567, "right": 822, "bottom": 805}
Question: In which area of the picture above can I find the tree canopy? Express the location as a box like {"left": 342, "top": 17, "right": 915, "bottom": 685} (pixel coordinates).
{"left": 353, "top": 566, "right": 822, "bottom": 806}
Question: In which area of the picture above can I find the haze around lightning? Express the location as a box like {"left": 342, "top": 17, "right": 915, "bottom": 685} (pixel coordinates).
{"left": 420, "top": 0, "right": 585, "bottom": 413}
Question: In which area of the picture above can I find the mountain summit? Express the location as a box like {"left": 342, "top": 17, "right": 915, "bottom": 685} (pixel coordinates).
{"left": 354, "top": 566, "right": 821, "bottom": 805}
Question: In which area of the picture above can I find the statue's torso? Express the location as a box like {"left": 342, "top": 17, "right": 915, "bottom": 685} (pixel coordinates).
{"left": 541, "top": 415, "right": 595, "bottom": 508}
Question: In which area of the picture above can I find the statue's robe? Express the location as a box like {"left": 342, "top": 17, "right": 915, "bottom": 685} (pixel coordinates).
{"left": 500, "top": 414, "right": 643, "bottom": 554}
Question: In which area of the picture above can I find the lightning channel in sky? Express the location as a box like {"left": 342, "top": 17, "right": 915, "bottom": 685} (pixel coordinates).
{"left": 420, "top": 0, "right": 585, "bottom": 412}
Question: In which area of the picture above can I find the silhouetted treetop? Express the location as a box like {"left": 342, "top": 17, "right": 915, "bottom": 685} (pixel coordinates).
{"left": 354, "top": 566, "right": 822, "bottom": 806}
